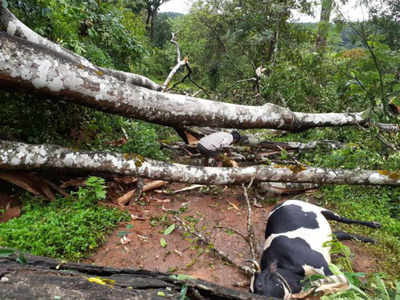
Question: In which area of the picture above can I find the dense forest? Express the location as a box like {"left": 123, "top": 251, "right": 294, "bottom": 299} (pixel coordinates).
{"left": 1, "top": 0, "right": 400, "bottom": 299}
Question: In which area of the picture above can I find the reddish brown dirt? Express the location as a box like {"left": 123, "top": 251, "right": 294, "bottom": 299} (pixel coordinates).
{"left": 0, "top": 192, "right": 21, "bottom": 223}
{"left": 87, "top": 184, "right": 270, "bottom": 288}
{"left": 342, "top": 241, "right": 379, "bottom": 274}
{"left": 86, "top": 183, "right": 379, "bottom": 292}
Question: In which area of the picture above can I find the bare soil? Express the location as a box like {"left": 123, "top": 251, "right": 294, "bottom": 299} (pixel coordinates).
{"left": 86, "top": 182, "right": 378, "bottom": 292}
{"left": 0, "top": 192, "right": 21, "bottom": 223}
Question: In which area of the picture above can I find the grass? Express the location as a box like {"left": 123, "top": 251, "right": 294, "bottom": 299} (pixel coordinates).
{"left": 260, "top": 125, "right": 400, "bottom": 298}
{"left": 0, "top": 177, "right": 129, "bottom": 260}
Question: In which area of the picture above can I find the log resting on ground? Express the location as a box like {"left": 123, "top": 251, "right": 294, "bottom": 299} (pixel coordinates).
{"left": 1, "top": 140, "right": 400, "bottom": 186}
{"left": 0, "top": 252, "right": 268, "bottom": 300}
{"left": 0, "top": 32, "right": 369, "bottom": 131}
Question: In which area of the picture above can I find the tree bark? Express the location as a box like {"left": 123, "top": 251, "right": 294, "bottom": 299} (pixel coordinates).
{"left": 0, "top": 32, "right": 368, "bottom": 131}
{"left": 0, "top": 7, "right": 371, "bottom": 131}
{"left": 0, "top": 253, "right": 267, "bottom": 300}
{"left": 0, "top": 7, "right": 162, "bottom": 91}
{"left": 1, "top": 140, "right": 399, "bottom": 186}
{"left": 316, "top": 0, "right": 334, "bottom": 50}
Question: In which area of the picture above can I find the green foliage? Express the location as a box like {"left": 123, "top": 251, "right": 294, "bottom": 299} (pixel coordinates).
{"left": 0, "top": 92, "right": 85, "bottom": 145}
{"left": 326, "top": 238, "right": 353, "bottom": 272}
{"left": 80, "top": 112, "right": 168, "bottom": 160}
{"left": 72, "top": 176, "right": 107, "bottom": 207}
{"left": 120, "top": 121, "right": 168, "bottom": 160}
{"left": 0, "top": 177, "right": 129, "bottom": 260}
{"left": 321, "top": 273, "right": 400, "bottom": 300}
{"left": 321, "top": 185, "right": 400, "bottom": 239}
{"left": 1, "top": 1, "right": 170, "bottom": 161}
{"left": 8, "top": 0, "right": 147, "bottom": 70}
{"left": 302, "top": 239, "right": 400, "bottom": 300}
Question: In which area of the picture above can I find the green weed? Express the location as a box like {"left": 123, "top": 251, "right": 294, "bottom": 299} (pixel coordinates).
{"left": 0, "top": 177, "right": 129, "bottom": 260}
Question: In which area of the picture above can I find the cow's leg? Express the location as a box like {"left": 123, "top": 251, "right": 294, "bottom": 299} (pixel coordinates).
{"left": 334, "top": 231, "right": 376, "bottom": 243}
{"left": 321, "top": 210, "right": 381, "bottom": 229}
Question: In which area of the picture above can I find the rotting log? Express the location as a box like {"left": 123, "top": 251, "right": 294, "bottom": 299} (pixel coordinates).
{"left": 1, "top": 140, "right": 400, "bottom": 186}
{"left": 0, "top": 252, "right": 268, "bottom": 300}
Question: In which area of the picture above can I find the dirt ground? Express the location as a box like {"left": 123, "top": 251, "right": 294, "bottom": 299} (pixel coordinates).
{"left": 0, "top": 172, "right": 378, "bottom": 294}
{"left": 84, "top": 182, "right": 378, "bottom": 292}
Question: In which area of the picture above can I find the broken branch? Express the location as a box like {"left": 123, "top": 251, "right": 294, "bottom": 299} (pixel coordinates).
{"left": 2, "top": 140, "right": 400, "bottom": 186}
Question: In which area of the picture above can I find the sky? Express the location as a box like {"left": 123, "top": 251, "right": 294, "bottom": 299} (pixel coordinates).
{"left": 159, "top": 0, "right": 373, "bottom": 22}
{"left": 159, "top": 0, "right": 193, "bottom": 14}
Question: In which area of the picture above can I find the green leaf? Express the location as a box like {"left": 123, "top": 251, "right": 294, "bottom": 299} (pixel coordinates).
{"left": 170, "top": 274, "right": 194, "bottom": 281}
{"left": 157, "top": 291, "right": 166, "bottom": 297}
{"left": 395, "top": 281, "right": 400, "bottom": 300}
{"left": 328, "top": 263, "right": 342, "bottom": 275}
{"left": 126, "top": 224, "right": 133, "bottom": 229}
{"left": 164, "top": 224, "right": 176, "bottom": 235}
{"left": 180, "top": 285, "right": 188, "bottom": 300}
{"left": 117, "top": 231, "right": 130, "bottom": 237}
{"left": 16, "top": 252, "right": 27, "bottom": 264}
{"left": 0, "top": 248, "right": 16, "bottom": 257}
{"left": 2, "top": 0, "right": 8, "bottom": 9}
{"left": 160, "top": 237, "right": 167, "bottom": 248}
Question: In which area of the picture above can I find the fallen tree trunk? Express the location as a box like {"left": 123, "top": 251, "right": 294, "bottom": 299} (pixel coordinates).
{"left": 0, "top": 33, "right": 368, "bottom": 131}
{"left": 1, "top": 140, "right": 399, "bottom": 186}
{"left": 0, "top": 6, "right": 370, "bottom": 132}
{"left": 0, "top": 252, "right": 266, "bottom": 300}
{"left": 0, "top": 7, "right": 162, "bottom": 92}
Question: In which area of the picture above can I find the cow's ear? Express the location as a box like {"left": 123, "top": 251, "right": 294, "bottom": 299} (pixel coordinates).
{"left": 269, "top": 261, "right": 278, "bottom": 273}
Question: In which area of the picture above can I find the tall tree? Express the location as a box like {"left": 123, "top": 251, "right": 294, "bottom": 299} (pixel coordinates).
{"left": 369, "top": 0, "right": 400, "bottom": 50}
{"left": 171, "top": 0, "right": 312, "bottom": 98}
{"left": 316, "top": 0, "right": 334, "bottom": 50}
{"left": 144, "top": 0, "right": 170, "bottom": 41}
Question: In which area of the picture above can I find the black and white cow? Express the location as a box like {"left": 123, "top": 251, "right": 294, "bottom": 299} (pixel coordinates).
{"left": 250, "top": 200, "right": 380, "bottom": 299}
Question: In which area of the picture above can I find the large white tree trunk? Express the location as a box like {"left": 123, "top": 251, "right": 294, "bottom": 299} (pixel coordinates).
{"left": 0, "top": 6, "right": 370, "bottom": 131}
{"left": 1, "top": 140, "right": 399, "bottom": 186}
{"left": 0, "top": 7, "right": 162, "bottom": 91}
{"left": 0, "top": 33, "right": 368, "bottom": 131}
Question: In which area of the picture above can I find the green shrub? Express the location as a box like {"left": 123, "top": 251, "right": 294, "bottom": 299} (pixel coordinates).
{"left": 0, "top": 177, "right": 129, "bottom": 260}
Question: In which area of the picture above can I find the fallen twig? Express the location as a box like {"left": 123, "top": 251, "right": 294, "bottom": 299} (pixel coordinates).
{"left": 162, "top": 208, "right": 252, "bottom": 275}
{"left": 215, "top": 226, "right": 250, "bottom": 246}
{"left": 117, "top": 180, "right": 167, "bottom": 206}
{"left": 242, "top": 178, "right": 257, "bottom": 260}
{"left": 165, "top": 184, "right": 205, "bottom": 195}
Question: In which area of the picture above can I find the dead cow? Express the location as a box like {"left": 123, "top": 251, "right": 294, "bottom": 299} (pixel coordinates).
{"left": 250, "top": 200, "right": 380, "bottom": 299}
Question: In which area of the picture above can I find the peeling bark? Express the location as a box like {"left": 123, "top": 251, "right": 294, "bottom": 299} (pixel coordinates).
{"left": 1, "top": 140, "right": 400, "bottom": 186}
{"left": 0, "top": 30, "right": 368, "bottom": 131}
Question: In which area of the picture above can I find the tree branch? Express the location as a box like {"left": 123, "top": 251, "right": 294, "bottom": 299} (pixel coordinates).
{"left": 1, "top": 140, "right": 400, "bottom": 186}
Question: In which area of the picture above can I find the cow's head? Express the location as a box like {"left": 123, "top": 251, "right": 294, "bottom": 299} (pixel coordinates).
{"left": 249, "top": 261, "right": 291, "bottom": 300}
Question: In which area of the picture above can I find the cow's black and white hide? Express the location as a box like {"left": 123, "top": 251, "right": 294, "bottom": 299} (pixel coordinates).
{"left": 250, "top": 200, "right": 380, "bottom": 299}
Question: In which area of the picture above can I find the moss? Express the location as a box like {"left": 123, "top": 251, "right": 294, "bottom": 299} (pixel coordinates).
{"left": 378, "top": 170, "right": 400, "bottom": 180}
{"left": 273, "top": 163, "right": 307, "bottom": 173}
{"left": 123, "top": 153, "right": 145, "bottom": 167}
